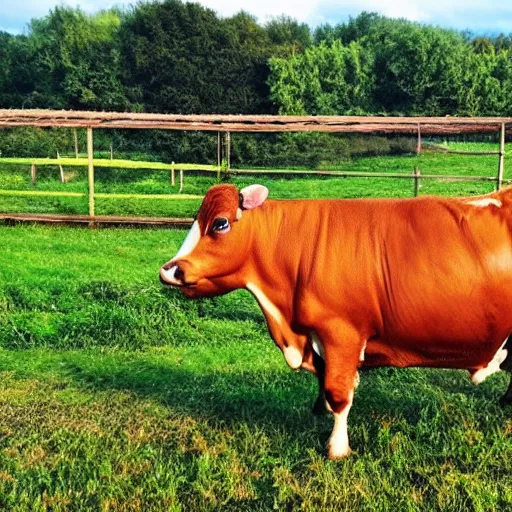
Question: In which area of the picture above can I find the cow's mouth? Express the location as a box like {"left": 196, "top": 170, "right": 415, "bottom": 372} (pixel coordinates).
{"left": 159, "top": 274, "right": 197, "bottom": 288}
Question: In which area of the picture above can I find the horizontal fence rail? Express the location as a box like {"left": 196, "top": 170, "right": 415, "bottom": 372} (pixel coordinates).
{"left": 0, "top": 157, "right": 217, "bottom": 171}
{"left": 0, "top": 110, "right": 508, "bottom": 226}
{"left": 0, "top": 212, "right": 194, "bottom": 227}
{"left": 1, "top": 109, "right": 512, "bottom": 134}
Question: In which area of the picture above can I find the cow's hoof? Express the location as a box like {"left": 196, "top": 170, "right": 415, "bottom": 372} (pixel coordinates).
{"left": 312, "top": 397, "right": 329, "bottom": 415}
{"left": 327, "top": 436, "right": 352, "bottom": 459}
{"left": 327, "top": 446, "right": 353, "bottom": 460}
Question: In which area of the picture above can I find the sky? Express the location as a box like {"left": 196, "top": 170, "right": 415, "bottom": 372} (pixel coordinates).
{"left": 1, "top": 0, "right": 511, "bottom": 36}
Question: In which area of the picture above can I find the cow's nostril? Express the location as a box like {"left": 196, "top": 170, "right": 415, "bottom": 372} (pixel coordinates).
{"left": 174, "top": 265, "right": 185, "bottom": 282}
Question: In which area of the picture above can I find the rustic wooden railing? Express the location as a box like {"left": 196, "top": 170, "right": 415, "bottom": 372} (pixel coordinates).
{"left": 0, "top": 110, "right": 510, "bottom": 227}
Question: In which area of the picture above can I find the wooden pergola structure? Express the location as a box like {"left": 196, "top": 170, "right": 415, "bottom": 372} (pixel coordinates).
{"left": 1, "top": 109, "right": 512, "bottom": 134}
{"left": 0, "top": 110, "right": 510, "bottom": 227}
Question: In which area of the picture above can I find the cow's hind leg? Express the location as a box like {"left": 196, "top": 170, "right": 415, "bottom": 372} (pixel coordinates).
{"left": 311, "top": 350, "right": 328, "bottom": 415}
{"left": 317, "top": 320, "right": 364, "bottom": 459}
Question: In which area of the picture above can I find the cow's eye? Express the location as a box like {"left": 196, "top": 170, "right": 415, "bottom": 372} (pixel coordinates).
{"left": 211, "top": 217, "right": 230, "bottom": 234}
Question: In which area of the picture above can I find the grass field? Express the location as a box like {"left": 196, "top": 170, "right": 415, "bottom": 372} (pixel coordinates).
{"left": 1, "top": 143, "right": 512, "bottom": 510}
{"left": 0, "top": 142, "right": 510, "bottom": 219}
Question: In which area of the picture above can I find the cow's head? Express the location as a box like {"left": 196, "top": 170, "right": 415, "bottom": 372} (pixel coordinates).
{"left": 160, "top": 184, "right": 268, "bottom": 297}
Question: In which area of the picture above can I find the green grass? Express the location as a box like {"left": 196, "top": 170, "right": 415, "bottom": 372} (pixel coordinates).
{"left": 0, "top": 142, "right": 510, "bottom": 218}
{"left": 0, "top": 224, "right": 511, "bottom": 510}
{"left": 1, "top": 143, "right": 511, "bottom": 510}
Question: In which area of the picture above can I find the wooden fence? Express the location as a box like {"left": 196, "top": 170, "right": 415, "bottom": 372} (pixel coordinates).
{"left": 0, "top": 110, "right": 510, "bottom": 227}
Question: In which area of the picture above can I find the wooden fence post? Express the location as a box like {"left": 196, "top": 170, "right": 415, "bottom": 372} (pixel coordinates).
{"left": 179, "top": 169, "right": 184, "bottom": 194}
{"left": 226, "top": 131, "right": 231, "bottom": 171}
{"left": 217, "top": 131, "right": 221, "bottom": 181}
{"left": 497, "top": 123, "right": 505, "bottom": 190}
{"left": 57, "top": 151, "right": 65, "bottom": 183}
{"left": 31, "top": 164, "right": 37, "bottom": 185}
{"left": 217, "top": 131, "right": 221, "bottom": 167}
{"left": 74, "top": 129, "right": 79, "bottom": 159}
{"left": 413, "top": 167, "right": 421, "bottom": 197}
{"left": 87, "top": 127, "right": 95, "bottom": 221}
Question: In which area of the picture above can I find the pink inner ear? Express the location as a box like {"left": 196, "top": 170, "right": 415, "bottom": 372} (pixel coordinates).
{"left": 240, "top": 185, "right": 269, "bottom": 210}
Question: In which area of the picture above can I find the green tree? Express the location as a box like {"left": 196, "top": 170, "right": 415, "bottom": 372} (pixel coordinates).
{"left": 269, "top": 40, "right": 374, "bottom": 115}
{"left": 0, "top": 32, "right": 37, "bottom": 108}
{"left": 26, "top": 6, "right": 129, "bottom": 110}
{"left": 120, "top": 0, "right": 275, "bottom": 114}
{"left": 266, "top": 15, "right": 312, "bottom": 56}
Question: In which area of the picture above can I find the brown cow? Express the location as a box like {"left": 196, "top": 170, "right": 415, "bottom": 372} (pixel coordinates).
{"left": 160, "top": 184, "right": 512, "bottom": 458}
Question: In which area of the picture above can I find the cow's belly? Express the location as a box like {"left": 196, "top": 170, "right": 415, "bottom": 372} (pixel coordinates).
{"left": 367, "top": 268, "right": 512, "bottom": 369}
{"left": 362, "top": 321, "right": 511, "bottom": 371}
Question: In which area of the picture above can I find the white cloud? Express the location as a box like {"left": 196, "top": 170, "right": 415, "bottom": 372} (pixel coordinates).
{"left": 1, "top": 0, "right": 511, "bottom": 34}
{"left": 198, "top": 0, "right": 315, "bottom": 23}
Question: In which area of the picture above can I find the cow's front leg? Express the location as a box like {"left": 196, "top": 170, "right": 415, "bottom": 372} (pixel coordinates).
{"left": 317, "top": 320, "right": 364, "bottom": 459}
{"left": 311, "top": 349, "right": 328, "bottom": 415}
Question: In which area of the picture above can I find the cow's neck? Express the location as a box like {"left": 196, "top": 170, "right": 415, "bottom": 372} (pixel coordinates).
{"left": 244, "top": 202, "right": 299, "bottom": 313}
{"left": 243, "top": 203, "right": 308, "bottom": 366}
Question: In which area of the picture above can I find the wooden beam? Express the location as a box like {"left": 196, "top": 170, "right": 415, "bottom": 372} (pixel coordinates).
{"left": 57, "top": 151, "right": 65, "bottom": 183}
{"left": 0, "top": 212, "right": 194, "bottom": 228}
{"left": 1, "top": 109, "right": 511, "bottom": 134}
{"left": 30, "top": 163, "right": 37, "bottom": 185}
{"left": 0, "top": 157, "right": 217, "bottom": 171}
{"left": 95, "top": 192, "right": 201, "bottom": 200}
{"left": 0, "top": 190, "right": 85, "bottom": 197}
{"left": 413, "top": 167, "right": 421, "bottom": 196}
{"left": 497, "top": 123, "right": 506, "bottom": 190}
{"left": 416, "top": 124, "right": 422, "bottom": 155}
{"left": 226, "top": 131, "right": 231, "bottom": 170}
{"left": 87, "top": 127, "right": 94, "bottom": 218}
{"left": 74, "top": 128, "right": 79, "bottom": 158}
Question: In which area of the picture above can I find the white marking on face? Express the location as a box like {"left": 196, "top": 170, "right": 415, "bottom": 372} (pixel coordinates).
{"left": 284, "top": 346, "right": 303, "bottom": 369}
{"left": 175, "top": 220, "right": 201, "bottom": 259}
{"left": 328, "top": 391, "right": 353, "bottom": 459}
{"left": 311, "top": 332, "right": 324, "bottom": 359}
{"left": 246, "top": 282, "right": 282, "bottom": 325}
{"left": 471, "top": 339, "right": 508, "bottom": 385}
{"left": 467, "top": 198, "right": 502, "bottom": 208}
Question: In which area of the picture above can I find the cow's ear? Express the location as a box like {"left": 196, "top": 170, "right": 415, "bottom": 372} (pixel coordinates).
{"left": 240, "top": 185, "right": 268, "bottom": 210}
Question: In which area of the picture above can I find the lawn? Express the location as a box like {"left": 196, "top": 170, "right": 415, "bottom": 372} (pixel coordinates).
{"left": 0, "top": 145, "right": 511, "bottom": 510}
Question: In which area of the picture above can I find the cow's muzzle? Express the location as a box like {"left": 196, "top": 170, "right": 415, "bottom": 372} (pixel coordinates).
{"left": 160, "top": 263, "right": 188, "bottom": 287}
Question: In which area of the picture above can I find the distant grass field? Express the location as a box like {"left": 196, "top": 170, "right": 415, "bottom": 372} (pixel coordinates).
{"left": 0, "top": 141, "right": 510, "bottom": 218}
{"left": 1, "top": 143, "right": 511, "bottom": 510}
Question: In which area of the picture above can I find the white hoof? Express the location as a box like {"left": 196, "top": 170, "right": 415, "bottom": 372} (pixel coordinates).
{"left": 328, "top": 437, "right": 352, "bottom": 459}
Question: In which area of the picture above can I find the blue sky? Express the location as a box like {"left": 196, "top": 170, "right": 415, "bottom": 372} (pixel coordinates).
{"left": 2, "top": 0, "right": 511, "bottom": 35}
